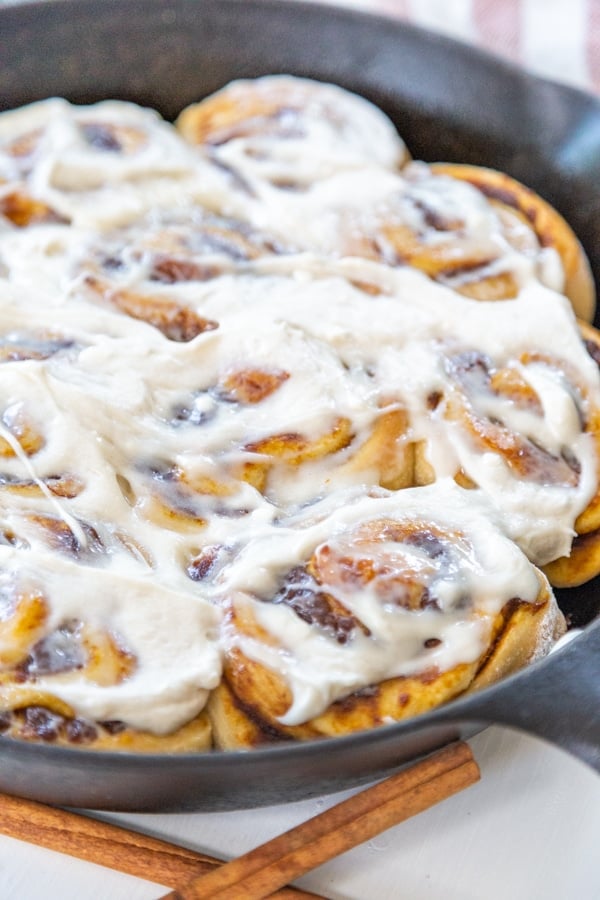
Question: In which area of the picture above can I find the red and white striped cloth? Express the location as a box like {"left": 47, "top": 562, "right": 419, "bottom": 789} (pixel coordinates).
{"left": 297, "top": 0, "right": 600, "bottom": 96}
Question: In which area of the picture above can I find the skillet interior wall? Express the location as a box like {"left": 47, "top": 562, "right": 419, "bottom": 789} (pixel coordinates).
{"left": 1, "top": 0, "right": 600, "bottom": 629}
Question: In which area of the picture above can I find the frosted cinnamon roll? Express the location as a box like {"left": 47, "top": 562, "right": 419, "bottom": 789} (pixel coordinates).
{"left": 176, "top": 75, "right": 408, "bottom": 193}
{"left": 541, "top": 319, "right": 600, "bottom": 586}
{"left": 425, "top": 164, "right": 595, "bottom": 320}
{"left": 38, "top": 209, "right": 297, "bottom": 344}
{"left": 0, "top": 550, "right": 220, "bottom": 751}
{"left": 0, "top": 98, "right": 229, "bottom": 228}
{"left": 257, "top": 160, "right": 594, "bottom": 318}
{"left": 401, "top": 297, "right": 600, "bottom": 572}
{"left": 209, "top": 481, "right": 564, "bottom": 748}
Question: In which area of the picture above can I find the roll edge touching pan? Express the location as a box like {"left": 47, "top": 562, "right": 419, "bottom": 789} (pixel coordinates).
{"left": 0, "top": 0, "right": 598, "bottom": 811}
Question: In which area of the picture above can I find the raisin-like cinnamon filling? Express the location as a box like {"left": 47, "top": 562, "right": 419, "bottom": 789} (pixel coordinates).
{"left": 169, "top": 393, "right": 217, "bottom": 427}
{"left": 584, "top": 338, "right": 600, "bottom": 370}
{"left": 412, "top": 198, "right": 464, "bottom": 232}
{"left": 21, "top": 706, "right": 65, "bottom": 742}
{"left": 273, "top": 566, "right": 367, "bottom": 645}
{"left": 149, "top": 256, "right": 221, "bottom": 284}
{"left": 10, "top": 706, "right": 98, "bottom": 744}
{"left": 187, "top": 546, "right": 222, "bottom": 582}
{"left": 80, "top": 122, "right": 124, "bottom": 152}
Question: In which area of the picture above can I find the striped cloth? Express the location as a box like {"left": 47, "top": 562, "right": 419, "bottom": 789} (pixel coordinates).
{"left": 298, "top": 0, "right": 600, "bottom": 96}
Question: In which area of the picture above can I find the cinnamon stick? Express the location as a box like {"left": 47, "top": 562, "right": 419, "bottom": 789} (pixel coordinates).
{"left": 0, "top": 792, "right": 317, "bottom": 898}
{"left": 162, "top": 741, "right": 480, "bottom": 900}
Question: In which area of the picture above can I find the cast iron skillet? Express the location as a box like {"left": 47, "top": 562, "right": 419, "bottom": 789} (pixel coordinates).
{"left": 0, "top": 0, "right": 599, "bottom": 811}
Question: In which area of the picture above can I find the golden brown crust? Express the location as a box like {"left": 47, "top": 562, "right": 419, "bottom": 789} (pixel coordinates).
{"left": 207, "top": 679, "right": 287, "bottom": 750}
{"left": 213, "top": 659, "right": 478, "bottom": 748}
{"left": 468, "top": 581, "right": 565, "bottom": 691}
{"left": 542, "top": 530, "right": 600, "bottom": 588}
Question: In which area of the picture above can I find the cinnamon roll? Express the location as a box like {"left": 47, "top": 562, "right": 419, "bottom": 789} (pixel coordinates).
{"left": 541, "top": 319, "right": 600, "bottom": 586}
{"left": 137, "top": 318, "right": 413, "bottom": 506}
{"left": 245, "top": 160, "right": 594, "bottom": 318}
{"left": 402, "top": 287, "right": 600, "bottom": 574}
{"left": 426, "top": 163, "right": 595, "bottom": 320}
{"left": 0, "top": 553, "right": 220, "bottom": 751}
{"left": 210, "top": 481, "right": 564, "bottom": 748}
{"left": 176, "top": 75, "right": 408, "bottom": 193}
{"left": 70, "top": 208, "right": 292, "bottom": 339}
{"left": 0, "top": 98, "right": 231, "bottom": 229}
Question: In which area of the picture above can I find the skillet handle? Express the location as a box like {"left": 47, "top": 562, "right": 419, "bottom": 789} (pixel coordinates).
{"left": 444, "top": 624, "right": 600, "bottom": 772}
